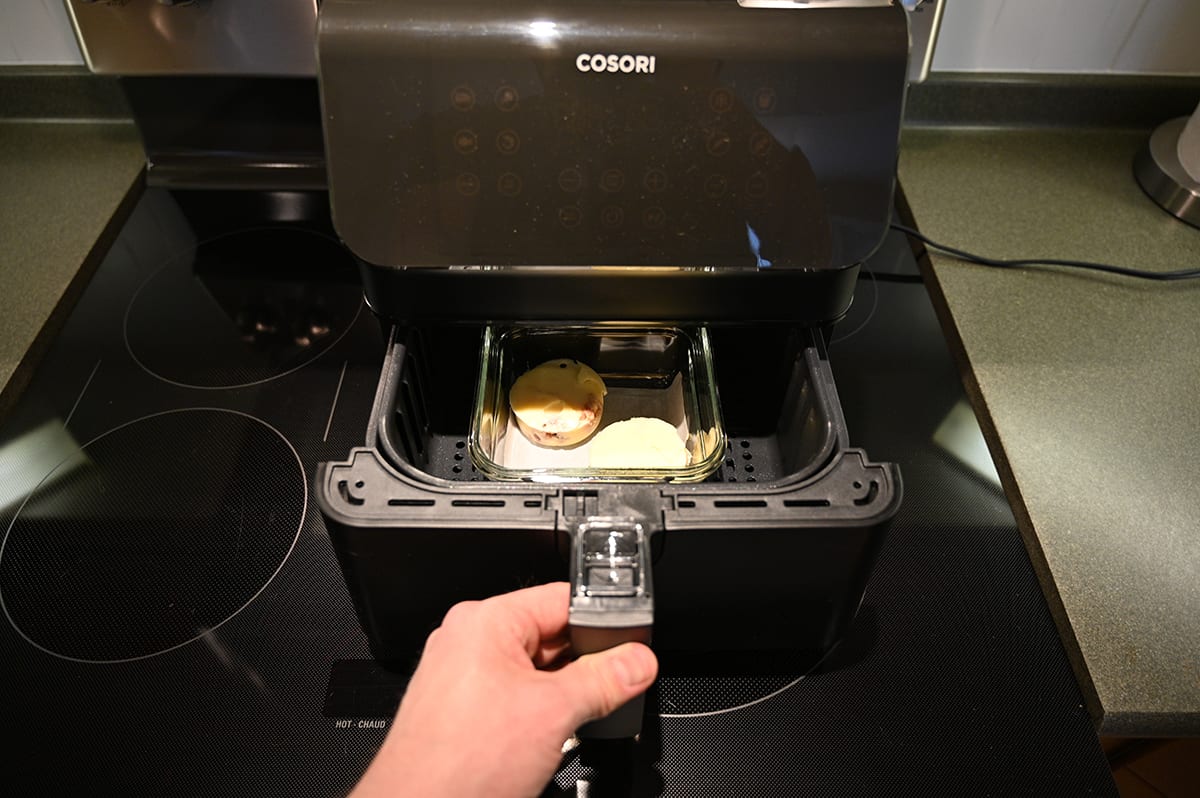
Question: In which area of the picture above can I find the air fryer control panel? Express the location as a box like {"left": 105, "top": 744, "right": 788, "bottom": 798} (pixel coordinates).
{"left": 319, "top": 0, "right": 909, "bottom": 272}
{"left": 425, "top": 60, "right": 830, "bottom": 268}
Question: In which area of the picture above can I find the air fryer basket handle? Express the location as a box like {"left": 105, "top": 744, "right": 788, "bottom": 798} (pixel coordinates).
{"left": 568, "top": 519, "right": 654, "bottom": 739}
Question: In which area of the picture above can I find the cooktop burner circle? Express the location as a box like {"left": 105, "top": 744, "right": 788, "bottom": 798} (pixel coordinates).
{"left": 653, "top": 649, "right": 824, "bottom": 717}
{"left": 0, "top": 408, "right": 306, "bottom": 663}
{"left": 831, "top": 267, "right": 878, "bottom": 345}
{"left": 123, "top": 227, "right": 362, "bottom": 390}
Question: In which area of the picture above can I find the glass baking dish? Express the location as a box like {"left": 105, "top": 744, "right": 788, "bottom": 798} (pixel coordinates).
{"left": 470, "top": 326, "right": 725, "bottom": 482}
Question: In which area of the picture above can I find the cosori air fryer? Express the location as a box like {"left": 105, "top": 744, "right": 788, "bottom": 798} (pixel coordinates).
{"left": 315, "top": 0, "right": 906, "bottom": 737}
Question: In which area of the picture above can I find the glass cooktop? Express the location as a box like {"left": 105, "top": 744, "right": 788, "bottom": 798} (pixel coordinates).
{"left": 0, "top": 188, "right": 1116, "bottom": 796}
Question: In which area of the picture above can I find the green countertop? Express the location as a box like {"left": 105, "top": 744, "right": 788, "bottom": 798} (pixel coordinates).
{"left": 0, "top": 119, "right": 144, "bottom": 420}
{"left": 899, "top": 127, "right": 1200, "bottom": 736}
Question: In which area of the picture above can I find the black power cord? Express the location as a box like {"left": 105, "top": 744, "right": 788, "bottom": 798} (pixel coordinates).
{"left": 890, "top": 222, "right": 1200, "bottom": 282}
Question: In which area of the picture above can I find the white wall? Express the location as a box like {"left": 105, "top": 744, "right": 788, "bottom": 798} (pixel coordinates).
{"left": 932, "top": 0, "right": 1200, "bottom": 74}
{"left": 2, "top": 0, "right": 1199, "bottom": 75}
{"left": 1, "top": 1, "right": 83, "bottom": 65}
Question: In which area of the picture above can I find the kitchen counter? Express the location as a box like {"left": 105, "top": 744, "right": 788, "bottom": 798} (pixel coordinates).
{"left": 0, "top": 112, "right": 144, "bottom": 421}
{"left": 899, "top": 125, "right": 1200, "bottom": 736}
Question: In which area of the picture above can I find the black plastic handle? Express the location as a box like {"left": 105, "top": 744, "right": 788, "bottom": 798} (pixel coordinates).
{"left": 568, "top": 519, "right": 655, "bottom": 739}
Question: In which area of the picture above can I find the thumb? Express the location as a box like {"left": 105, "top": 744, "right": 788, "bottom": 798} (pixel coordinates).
{"left": 549, "top": 642, "right": 659, "bottom": 728}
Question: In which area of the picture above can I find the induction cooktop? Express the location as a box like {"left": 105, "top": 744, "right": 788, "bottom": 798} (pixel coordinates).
{"left": 0, "top": 187, "right": 1116, "bottom": 796}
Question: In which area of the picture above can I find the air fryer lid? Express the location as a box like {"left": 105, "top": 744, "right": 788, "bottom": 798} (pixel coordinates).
{"left": 318, "top": 0, "right": 909, "bottom": 275}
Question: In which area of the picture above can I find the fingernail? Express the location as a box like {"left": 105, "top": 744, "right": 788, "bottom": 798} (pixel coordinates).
{"left": 615, "top": 645, "right": 655, "bottom": 687}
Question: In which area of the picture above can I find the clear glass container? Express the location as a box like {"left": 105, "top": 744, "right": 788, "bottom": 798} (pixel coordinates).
{"left": 470, "top": 326, "right": 725, "bottom": 482}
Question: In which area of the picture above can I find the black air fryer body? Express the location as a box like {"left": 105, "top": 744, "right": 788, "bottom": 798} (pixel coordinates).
{"left": 315, "top": 0, "right": 907, "bottom": 674}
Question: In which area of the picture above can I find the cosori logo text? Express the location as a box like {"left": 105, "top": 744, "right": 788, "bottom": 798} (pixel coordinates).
{"left": 575, "top": 54, "right": 656, "bottom": 74}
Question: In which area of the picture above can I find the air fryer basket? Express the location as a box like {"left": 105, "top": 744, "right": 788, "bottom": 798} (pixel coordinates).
{"left": 316, "top": 324, "right": 900, "bottom": 659}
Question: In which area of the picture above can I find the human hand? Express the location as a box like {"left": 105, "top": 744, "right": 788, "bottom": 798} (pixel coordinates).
{"left": 350, "top": 582, "right": 658, "bottom": 798}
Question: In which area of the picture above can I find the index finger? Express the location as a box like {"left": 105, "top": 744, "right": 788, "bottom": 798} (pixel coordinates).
{"left": 483, "top": 581, "right": 571, "bottom": 659}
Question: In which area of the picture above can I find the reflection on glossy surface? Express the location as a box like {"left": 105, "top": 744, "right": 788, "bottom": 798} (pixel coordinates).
{"left": 321, "top": 0, "right": 907, "bottom": 269}
{"left": 0, "top": 420, "right": 88, "bottom": 516}
{"left": 66, "top": 0, "right": 319, "bottom": 75}
{"left": 123, "top": 227, "right": 362, "bottom": 389}
{"left": 933, "top": 398, "right": 1002, "bottom": 486}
